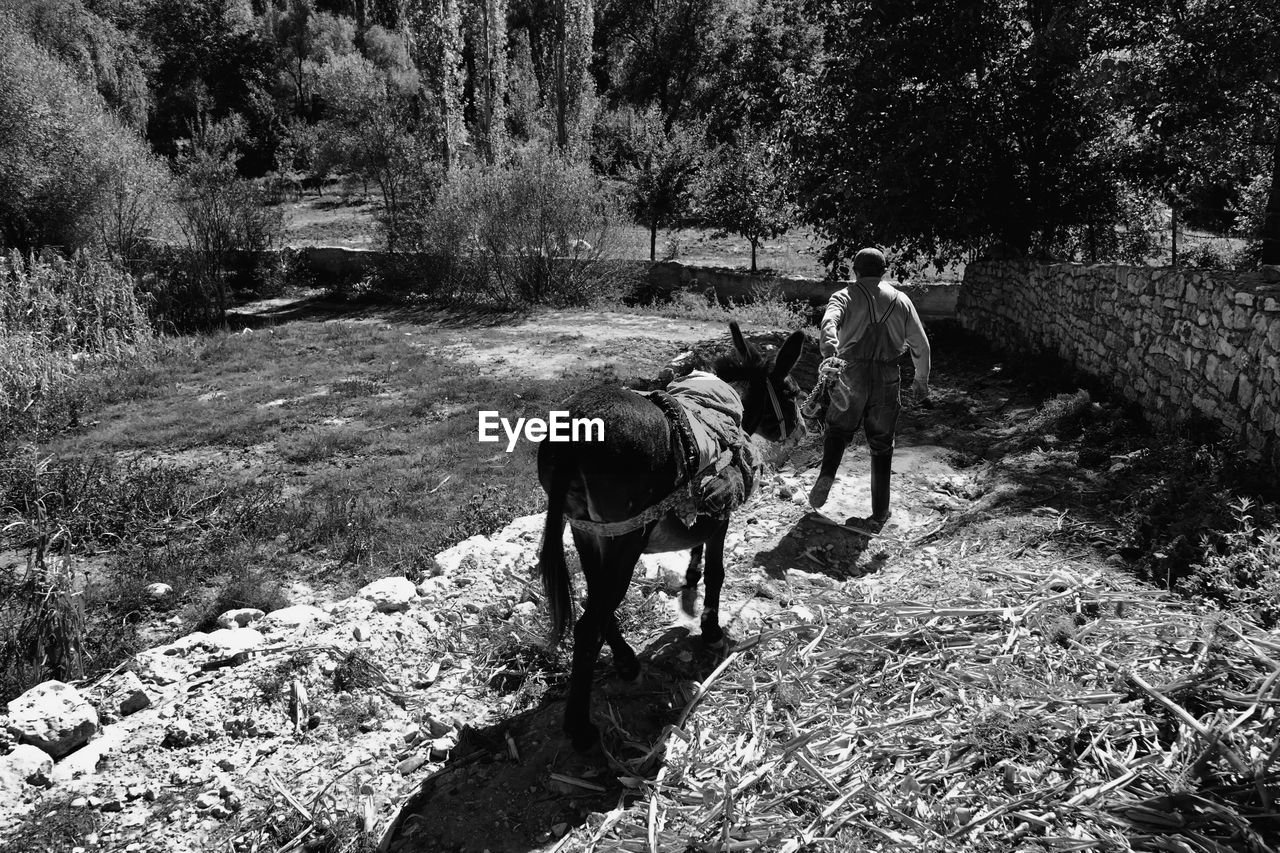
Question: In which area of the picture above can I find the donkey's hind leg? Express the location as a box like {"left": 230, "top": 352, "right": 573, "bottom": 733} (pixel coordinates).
{"left": 602, "top": 611, "right": 641, "bottom": 682}
{"left": 700, "top": 519, "right": 731, "bottom": 651}
{"left": 565, "top": 529, "right": 645, "bottom": 751}
{"left": 680, "top": 544, "right": 704, "bottom": 616}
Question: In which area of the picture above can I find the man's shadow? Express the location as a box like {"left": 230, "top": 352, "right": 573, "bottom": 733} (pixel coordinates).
{"left": 751, "top": 513, "right": 886, "bottom": 583}
{"left": 379, "top": 627, "right": 724, "bottom": 853}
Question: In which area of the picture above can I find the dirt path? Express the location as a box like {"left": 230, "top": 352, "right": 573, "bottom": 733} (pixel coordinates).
{"left": 377, "top": 327, "right": 1085, "bottom": 852}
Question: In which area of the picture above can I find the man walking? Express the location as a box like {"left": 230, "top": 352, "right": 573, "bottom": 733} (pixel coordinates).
{"left": 809, "top": 247, "right": 931, "bottom": 529}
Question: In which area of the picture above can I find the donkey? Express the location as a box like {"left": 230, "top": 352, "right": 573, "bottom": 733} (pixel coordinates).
{"left": 537, "top": 322, "right": 806, "bottom": 750}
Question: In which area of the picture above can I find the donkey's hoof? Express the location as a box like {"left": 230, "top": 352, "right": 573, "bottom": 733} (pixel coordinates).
{"left": 701, "top": 628, "right": 728, "bottom": 653}
{"left": 568, "top": 722, "right": 600, "bottom": 753}
{"left": 615, "top": 659, "right": 643, "bottom": 683}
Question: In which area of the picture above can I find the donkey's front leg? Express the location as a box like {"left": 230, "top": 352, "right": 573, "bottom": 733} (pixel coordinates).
{"left": 700, "top": 519, "right": 730, "bottom": 650}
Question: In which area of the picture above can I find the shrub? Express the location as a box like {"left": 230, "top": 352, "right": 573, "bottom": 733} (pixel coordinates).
{"left": 1184, "top": 497, "right": 1280, "bottom": 627}
{"left": 172, "top": 115, "right": 284, "bottom": 321}
{"left": 0, "top": 251, "right": 156, "bottom": 439}
{"left": 398, "top": 145, "right": 633, "bottom": 305}
{"left": 0, "top": 551, "right": 86, "bottom": 704}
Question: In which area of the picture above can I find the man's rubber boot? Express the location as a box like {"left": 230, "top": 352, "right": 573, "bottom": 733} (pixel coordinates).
{"left": 810, "top": 430, "right": 849, "bottom": 508}
{"left": 869, "top": 454, "right": 893, "bottom": 528}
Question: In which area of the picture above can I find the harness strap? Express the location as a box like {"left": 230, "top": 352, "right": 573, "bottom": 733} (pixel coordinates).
{"left": 566, "top": 449, "right": 735, "bottom": 537}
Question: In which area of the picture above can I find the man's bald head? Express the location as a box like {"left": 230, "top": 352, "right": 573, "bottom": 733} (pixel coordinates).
{"left": 853, "top": 247, "right": 887, "bottom": 278}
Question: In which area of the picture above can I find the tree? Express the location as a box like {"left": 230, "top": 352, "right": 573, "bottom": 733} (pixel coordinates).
{"left": 1124, "top": 0, "right": 1280, "bottom": 266}
{"left": 698, "top": 131, "right": 792, "bottom": 272}
{"left": 0, "top": 0, "right": 150, "bottom": 129}
{"left": 0, "top": 14, "right": 171, "bottom": 256}
{"left": 313, "top": 52, "right": 435, "bottom": 247}
{"left": 546, "top": 0, "right": 595, "bottom": 151}
{"left": 462, "top": 0, "right": 508, "bottom": 160}
{"left": 783, "top": 0, "right": 1148, "bottom": 273}
{"left": 697, "top": 0, "right": 821, "bottom": 140}
{"left": 407, "top": 0, "right": 466, "bottom": 167}
{"left": 143, "top": 0, "right": 278, "bottom": 174}
{"left": 602, "top": 0, "right": 726, "bottom": 127}
{"left": 619, "top": 107, "right": 705, "bottom": 260}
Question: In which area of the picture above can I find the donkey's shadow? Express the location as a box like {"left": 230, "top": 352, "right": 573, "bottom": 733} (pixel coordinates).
{"left": 379, "top": 627, "right": 723, "bottom": 853}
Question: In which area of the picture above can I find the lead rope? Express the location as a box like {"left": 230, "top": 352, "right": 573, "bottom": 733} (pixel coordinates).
{"left": 801, "top": 356, "right": 846, "bottom": 429}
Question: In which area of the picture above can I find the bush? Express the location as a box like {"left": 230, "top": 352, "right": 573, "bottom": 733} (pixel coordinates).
{"left": 170, "top": 115, "right": 284, "bottom": 323}
{"left": 1184, "top": 497, "right": 1280, "bottom": 627}
{"left": 0, "top": 251, "right": 156, "bottom": 439}
{"left": 398, "top": 146, "right": 633, "bottom": 305}
{"left": 0, "top": 15, "right": 173, "bottom": 257}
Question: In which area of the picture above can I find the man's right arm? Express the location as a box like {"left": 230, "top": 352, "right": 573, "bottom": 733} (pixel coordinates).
{"left": 820, "top": 289, "right": 849, "bottom": 358}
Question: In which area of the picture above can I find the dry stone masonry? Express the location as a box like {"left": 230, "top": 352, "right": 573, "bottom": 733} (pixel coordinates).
{"left": 958, "top": 261, "right": 1280, "bottom": 469}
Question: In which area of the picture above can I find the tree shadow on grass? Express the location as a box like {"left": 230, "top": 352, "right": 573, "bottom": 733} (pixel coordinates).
{"left": 224, "top": 291, "right": 530, "bottom": 332}
{"left": 380, "top": 627, "right": 723, "bottom": 853}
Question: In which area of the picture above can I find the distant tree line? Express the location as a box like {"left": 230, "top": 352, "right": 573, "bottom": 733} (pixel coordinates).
{"left": 0, "top": 0, "right": 1276, "bottom": 288}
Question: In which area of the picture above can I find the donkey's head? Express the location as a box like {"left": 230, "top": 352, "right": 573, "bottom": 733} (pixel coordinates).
{"left": 715, "top": 322, "right": 807, "bottom": 442}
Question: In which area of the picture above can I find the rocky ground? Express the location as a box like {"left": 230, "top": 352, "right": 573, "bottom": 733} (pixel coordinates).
{"left": 3, "top": 320, "right": 1273, "bottom": 853}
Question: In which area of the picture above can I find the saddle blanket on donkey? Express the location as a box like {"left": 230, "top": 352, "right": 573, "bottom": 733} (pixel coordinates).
{"left": 655, "top": 370, "right": 762, "bottom": 522}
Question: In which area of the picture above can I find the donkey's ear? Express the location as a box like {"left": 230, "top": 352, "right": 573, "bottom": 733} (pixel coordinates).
{"left": 773, "top": 330, "right": 806, "bottom": 379}
{"left": 729, "top": 322, "right": 751, "bottom": 360}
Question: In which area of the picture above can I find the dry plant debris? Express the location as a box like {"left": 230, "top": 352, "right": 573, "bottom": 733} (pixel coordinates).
{"left": 578, "top": 556, "right": 1280, "bottom": 853}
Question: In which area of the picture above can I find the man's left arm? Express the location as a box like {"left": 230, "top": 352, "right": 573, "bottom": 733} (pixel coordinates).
{"left": 902, "top": 297, "right": 932, "bottom": 400}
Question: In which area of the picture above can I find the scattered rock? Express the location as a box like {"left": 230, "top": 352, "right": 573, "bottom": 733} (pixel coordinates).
{"left": 145, "top": 582, "right": 173, "bottom": 601}
{"left": 260, "top": 605, "right": 330, "bottom": 629}
{"left": 102, "top": 671, "right": 151, "bottom": 718}
{"left": 0, "top": 744, "right": 54, "bottom": 791}
{"left": 216, "top": 609, "right": 265, "bottom": 629}
{"left": 358, "top": 577, "right": 417, "bottom": 613}
{"left": 6, "top": 681, "right": 100, "bottom": 758}
{"left": 352, "top": 624, "right": 372, "bottom": 642}
{"left": 135, "top": 652, "right": 186, "bottom": 686}
{"left": 429, "top": 735, "right": 457, "bottom": 759}
{"left": 202, "top": 628, "right": 265, "bottom": 656}
{"left": 162, "top": 718, "right": 197, "bottom": 748}
{"left": 397, "top": 754, "right": 429, "bottom": 775}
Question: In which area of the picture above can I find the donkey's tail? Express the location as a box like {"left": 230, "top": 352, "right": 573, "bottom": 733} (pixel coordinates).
{"left": 539, "top": 451, "right": 574, "bottom": 647}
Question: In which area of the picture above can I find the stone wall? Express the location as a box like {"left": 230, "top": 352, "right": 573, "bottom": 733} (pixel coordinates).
{"left": 958, "top": 260, "right": 1280, "bottom": 467}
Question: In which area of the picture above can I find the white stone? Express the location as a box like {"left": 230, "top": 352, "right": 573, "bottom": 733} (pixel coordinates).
{"left": 216, "top": 608, "right": 265, "bottom": 629}
{"left": 357, "top": 577, "right": 418, "bottom": 613}
{"left": 99, "top": 671, "right": 150, "bottom": 717}
{"left": 145, "top": 582, "right": 173, "bottom": 600}
{"left": 202, "top": 628, "right": 265, "bottom": 656}
{"left": 352, "top": 624, "right": 372, "bottom": 642}
{"left": 260, "top": 605, "right": 330, "bottom": 629}
{"left": 432, "top": 535, "right": 490, "bottom": 575}
{"left": 6, "top": 681, "right": 99, "bottom": 758}
{"left": 0, "top": 744, "right": 54, "bottom": 791}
